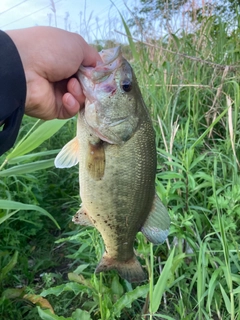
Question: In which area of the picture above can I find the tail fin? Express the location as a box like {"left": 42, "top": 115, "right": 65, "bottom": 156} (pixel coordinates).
{"left": 95, "top": 252, "right": 146, "bottom": 283}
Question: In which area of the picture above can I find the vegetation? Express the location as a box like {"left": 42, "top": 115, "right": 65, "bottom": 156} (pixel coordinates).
{"left": 1, "top": 1, "right": 240, "bottom": 319}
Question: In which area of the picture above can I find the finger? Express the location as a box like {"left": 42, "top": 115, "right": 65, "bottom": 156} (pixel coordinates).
{"left": 81, "top": 42, "right": 102, "bottom": 67}
{"left": 61, "top": 92, "right": 80, "bottom": 119}
{"left": 67, "top": 77, "right": 85, "bottom": 105}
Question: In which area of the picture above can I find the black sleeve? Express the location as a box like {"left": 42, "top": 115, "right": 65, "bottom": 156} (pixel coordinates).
{"left": 0, "top": 30, "right": 26, "bottom": 156}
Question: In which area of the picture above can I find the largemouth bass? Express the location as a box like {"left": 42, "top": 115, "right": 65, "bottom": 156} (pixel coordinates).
{"left": 55, "top": 47, "right": 170, "bottom": 283}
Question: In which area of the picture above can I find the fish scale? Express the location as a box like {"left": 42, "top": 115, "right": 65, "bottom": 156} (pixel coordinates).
{"left": 55, "top": 47, "right": 170, "bottom": 282}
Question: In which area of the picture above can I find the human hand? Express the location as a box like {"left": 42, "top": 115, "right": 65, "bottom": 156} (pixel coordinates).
{"left": 6, "top": 26, "right": 101, "bottom": 120}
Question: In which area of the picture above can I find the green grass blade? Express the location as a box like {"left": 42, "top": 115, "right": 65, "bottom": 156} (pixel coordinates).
{"left": 0, "top": 200, "right": 60, "bottom": 228}
{"left": 0, "top": 251, "right": 18, "bottom": 281}
{"left": 206, "top": 268, "right": 222, "bottom": 313}
{"left": 7, "top": 119, "right": 69, "bottom": 160}
{"left": 111, "top": 2, "right": 138, "bottom": 61}
{"left": 233, "top": 286, "right": 240, "bottom": 295}
{"left": 197, "top": 241, "right": 208, "bottom": 317}
{"left": 0, "top": 209, "right": 18, "bottom": 224}
{"left": 8, "top": 150, "right": 59, "bottom": 164}
{"left": 0, "top": 159, "right": 54, "bottom": 177}
{"left": 151, "top": 247, "right": 175, "bottom": 313}
{"left": 219, "top": 283, "right": 231, "bottom": 314}
{"left": 191, "top": 105, "right": 229, "bottom": 149}
{"left": 119, "top": 14, "right": 138, "bottom": 60}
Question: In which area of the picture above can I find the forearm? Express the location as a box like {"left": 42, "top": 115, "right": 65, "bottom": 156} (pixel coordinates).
{"left": 0, "top": 30, "right": 26, "bottom": 156}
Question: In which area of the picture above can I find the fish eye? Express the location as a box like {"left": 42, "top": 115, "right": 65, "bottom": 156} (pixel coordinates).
{"left": 121, "top": 79, "right": 132, "bottom": 92}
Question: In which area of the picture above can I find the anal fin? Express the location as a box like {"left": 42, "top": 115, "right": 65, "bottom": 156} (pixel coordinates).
{"left": 141, "top": 194, "right": 170, "bottom": 244}
{"left": 72, "top": 206, "right": 94, "bottom": 227}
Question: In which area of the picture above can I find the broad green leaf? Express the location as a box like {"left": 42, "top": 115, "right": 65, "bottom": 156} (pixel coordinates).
{"left": 151, "top": 247, "right": 175, "bottom": 313}
{"left": 111, "top": 275, "right": 124, "bottom": 297}
{"left": 40, "top": 282, "right": 88, "bottom": 297}
{"left": 38, "top": 307, "right": 92, "bottom": 320}
{"left": 72, "top": 309, "right": 92, "bottom": 320}
{"left": 37, "top": 307, "right": 72, "bottom": 320}
{"left": 0, "top": 159, "right": 54, "bottom": 177}
{"left": 73, "top": 264, "right": 90, "bottom": 274}
{"left": 7, "top": 119, "right": 69, "bottom": 160}
{"left": 0, "top": 200, "right": 60, "bottom": 228}
{"left": 112, "top": 284, "right": 149, "bottom": 317}
{"left": 0, "top": 251, "right": 18, "bottom": 281}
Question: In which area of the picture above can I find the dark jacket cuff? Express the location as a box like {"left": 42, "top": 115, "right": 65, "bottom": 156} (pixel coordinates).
{"left": 0, "top": 30, "right": 26, "bottom": 156}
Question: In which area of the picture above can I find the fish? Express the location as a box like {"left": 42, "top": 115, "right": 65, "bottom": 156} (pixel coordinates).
{"left": 54, "top": 47, "right": 170, "bottom": 283}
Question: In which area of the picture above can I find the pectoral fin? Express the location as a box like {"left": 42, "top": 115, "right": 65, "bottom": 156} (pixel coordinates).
{"left": 87, "top": 141, "right": 105, "bottom": 180}
{"left": 54, "top": 137, "right": 80, "bottom": 168}
{"left": 72, "top": 206, "right": 94, "bottom": 227}
{"left": 141, "top": 194, "right": 170, "bottom": 244}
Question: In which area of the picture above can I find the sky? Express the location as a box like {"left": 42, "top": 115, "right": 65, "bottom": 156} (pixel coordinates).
{"left": 0, "top": 0, "right": 138, "bottom": 43}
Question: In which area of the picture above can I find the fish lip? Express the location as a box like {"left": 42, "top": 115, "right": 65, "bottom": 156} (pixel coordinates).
{"left": 99, "top": 46, "right": 121, "bottom": 65}
{"left": 78, "top": 46, "right": 122, "bottom": 83}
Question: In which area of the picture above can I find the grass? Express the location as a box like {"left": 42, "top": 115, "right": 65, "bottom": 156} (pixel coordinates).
{"left": 1, "top": 6, "right": 240, "bottom": 320}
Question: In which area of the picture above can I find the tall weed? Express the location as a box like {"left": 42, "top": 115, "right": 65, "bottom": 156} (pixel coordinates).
{"left": 1, "top": 7, "right": 240, "bottom": 320}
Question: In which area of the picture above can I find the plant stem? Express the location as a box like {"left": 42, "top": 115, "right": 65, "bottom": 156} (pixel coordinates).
{"left": 149, "top": 242, "right": 154, "bottom": 320}
{"left": 99, "top": 272, "right": 104, "bottom": 319}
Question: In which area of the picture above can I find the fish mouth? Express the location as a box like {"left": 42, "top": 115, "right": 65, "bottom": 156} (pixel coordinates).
{"left": 99, "top": 46, "right": 121, "bottom": 65}
{"left": 103, "top": 116, "right": 129, "bottom": 127}
{"left": 79, "top": 47, "right": 122, "bottom": 84}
